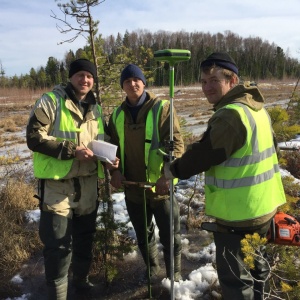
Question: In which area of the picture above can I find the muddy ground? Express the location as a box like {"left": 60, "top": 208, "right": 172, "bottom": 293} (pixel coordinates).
{"left": 0, "top": 81, "right": 298, "bottom": 300}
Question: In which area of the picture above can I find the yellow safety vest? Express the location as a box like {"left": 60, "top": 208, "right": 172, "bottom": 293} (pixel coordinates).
{"left": 112, "top": 100, "right": 175, "bottom": 191}
{"left": 205, "top": 103, "right": 286, "bottom": 221}
{"left": 33, "top": 92, "right": 105, "bottom": 179}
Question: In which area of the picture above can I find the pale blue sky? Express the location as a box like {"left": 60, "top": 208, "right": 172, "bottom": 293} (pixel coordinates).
{"left": 1, "top": 0, "right": 300, "bottom": 76}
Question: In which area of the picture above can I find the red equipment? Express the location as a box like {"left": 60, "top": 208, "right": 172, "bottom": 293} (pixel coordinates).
{"left": 268, "top": 211, "right": 300, "bottom": 246}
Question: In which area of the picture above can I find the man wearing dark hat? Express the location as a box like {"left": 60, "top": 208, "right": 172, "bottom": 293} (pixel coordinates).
{"left": 26, "top": 58, "right": 117, "bottom": 299}
{"left": 108, "top": 64, "right": 184, "bottom": 282}
{"left": 165, "top": 52, "right": 286, "bottom": 299}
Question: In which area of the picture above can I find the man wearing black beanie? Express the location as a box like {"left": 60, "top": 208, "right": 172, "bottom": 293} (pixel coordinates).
{"left": 69, "top": 58, "right": 97, "bottom": 79}
{"left": 165, "top": 52, "right": 286, "bottom": 299}
{"left": 108, "top": 64, "right": 184, "bottom": 282}
{"left": 26, "top": 58, "right": 118, "bottom": 299}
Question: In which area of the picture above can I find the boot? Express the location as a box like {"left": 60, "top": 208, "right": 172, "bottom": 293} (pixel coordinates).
{"left": 165, "top": 253, "right": 182, "bottom": 281}
{"left": 47, "top": 281, "right": 68, "bottom": 300}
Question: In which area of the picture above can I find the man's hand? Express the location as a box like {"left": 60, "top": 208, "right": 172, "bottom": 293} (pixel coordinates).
{"left": 110, "top": 170, "right": 126, "bottom": 189}
{"left": 155, "top": 174, "right": 170, "bottom": 195}
{"left": 106, "top": 157, "right": 120, "bottom": 170}
{"left": 75, "top": 146, "right": 94, "bottom": 161}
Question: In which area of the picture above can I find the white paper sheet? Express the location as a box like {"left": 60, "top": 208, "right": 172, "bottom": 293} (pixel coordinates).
{"left": 91, "top": 140, "right": 117, "bottom": 164}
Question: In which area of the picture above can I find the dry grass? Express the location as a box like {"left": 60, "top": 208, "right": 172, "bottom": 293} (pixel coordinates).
{"left": 0, "top": 82, "right": 299, "bottom": 298}
{"left": 0, "top": 118, "right": 19, "bottom": 132}
{"left": 0, "top": 111, "right": 29, "bottom": 132}
{"left": 0, "top": 172, "right": 41, "bottom": 297}
{"left": 0, "top": 87, "right": 47, "bottom": 108}
{"left": 0, "top": 92, "right": 30, "bottom": 143}
{"left": 1, "top": 134, "right": 24, "bottom": 145}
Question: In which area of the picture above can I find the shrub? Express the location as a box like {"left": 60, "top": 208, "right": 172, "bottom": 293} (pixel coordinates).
{"left": 282, "top": 151, "right": 300, "bottom": 179}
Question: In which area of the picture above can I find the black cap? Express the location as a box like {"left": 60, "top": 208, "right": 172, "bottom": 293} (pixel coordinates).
{"left": 69, "top": 58, "right": 97, "bottom": 79}
{"left": 200, "top": 52, "right": 238, "bottom": 75}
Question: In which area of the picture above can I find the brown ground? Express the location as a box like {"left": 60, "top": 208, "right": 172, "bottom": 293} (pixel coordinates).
{"left": 18, "top": 229, "right": 214, "bottom": 300}
{"left": 1, "top": 80, "right": 298, "bottom": 300}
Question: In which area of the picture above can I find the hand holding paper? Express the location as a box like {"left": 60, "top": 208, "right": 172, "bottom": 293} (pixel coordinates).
{"left": 91, "top": 140, "right": 118, "bottom": 164}
{"left": 106, "top": 157, "right": 120, "bottom": 169}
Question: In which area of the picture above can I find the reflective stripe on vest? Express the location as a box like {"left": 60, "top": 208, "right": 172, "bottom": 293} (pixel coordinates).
{"left": 205, "top": 103, "right": 286, "bottom": 221}
{"left": 112, "top": 100, "right": 167, "bottom": 189}
{"left": 33, "top": 92, "right": 105, "bottom": 179}
{"left": 52, "top": 94, "right": 82, "bottom": 140}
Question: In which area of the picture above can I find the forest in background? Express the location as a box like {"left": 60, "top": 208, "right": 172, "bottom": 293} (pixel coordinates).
{"left": 1, "top": 29, "right": 300, "bottom": 97}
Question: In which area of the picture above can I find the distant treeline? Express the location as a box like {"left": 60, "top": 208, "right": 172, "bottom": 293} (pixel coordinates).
{"left": 1, "top": 29, "right": 299, "bottom": 91}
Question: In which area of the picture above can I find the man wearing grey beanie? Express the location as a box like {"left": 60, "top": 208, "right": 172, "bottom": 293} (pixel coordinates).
{"left": 26, "top": 58, "right": 118, "bottom": 299}
{"left": 108, "top": 64, "right": 184, "bottom": 282}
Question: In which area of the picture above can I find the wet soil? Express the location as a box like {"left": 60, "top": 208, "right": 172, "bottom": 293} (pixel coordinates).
{"left": 18, "top": 228, "right": 214, "bottom": 300}
{"left": 1, "top": 81, "right": 298, "bottom": 300}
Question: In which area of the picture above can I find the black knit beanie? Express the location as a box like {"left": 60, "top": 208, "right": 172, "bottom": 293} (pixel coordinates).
{"left": 69, "top": 58, "right": 97, "bottom": 79}
{"left": 200, "top": 52, "right": 238, "bottom": 75}
{"left": 120, "top": 64, "right": 146, "bottom": 87}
